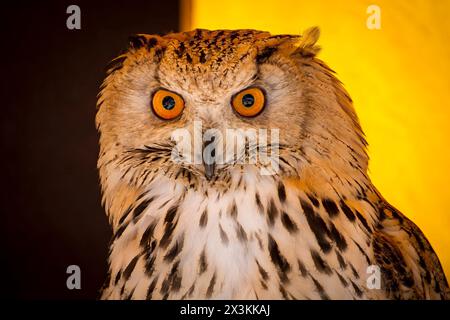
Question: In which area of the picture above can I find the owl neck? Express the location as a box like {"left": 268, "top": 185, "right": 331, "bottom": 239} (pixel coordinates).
{"left": 102, "top": 157, "right": 375, "bottom": 228}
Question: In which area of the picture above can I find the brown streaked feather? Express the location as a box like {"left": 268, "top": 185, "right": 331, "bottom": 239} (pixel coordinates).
{"left": 373, "top": 200, "right": 449, "bottom": 299}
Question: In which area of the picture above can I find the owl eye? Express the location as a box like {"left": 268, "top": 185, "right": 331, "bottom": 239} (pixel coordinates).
{"left": 231, "top": 87, "right": 265, "bottom": 117}
{"left": 151, "top": 89, "right": 185, "bottom": 120}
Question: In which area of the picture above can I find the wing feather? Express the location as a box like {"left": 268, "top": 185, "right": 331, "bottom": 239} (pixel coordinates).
{"left": 372, "top": 200, "right": 449, "bottom": 299}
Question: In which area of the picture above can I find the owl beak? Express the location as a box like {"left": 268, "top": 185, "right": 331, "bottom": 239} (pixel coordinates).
{"left": 203, "top": 137, "right": 216, "bottom": 181}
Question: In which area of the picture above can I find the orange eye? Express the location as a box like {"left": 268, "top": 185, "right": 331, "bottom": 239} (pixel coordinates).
{"left": 151, "top": 89, "right": 185, "bottom": 120}
{"left": 231, "top": 87, "right": 265, "bottom": 117}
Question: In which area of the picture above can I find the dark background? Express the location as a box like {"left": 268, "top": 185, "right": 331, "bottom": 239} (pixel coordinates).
{"left": 0, "top": 0, "right": 180, "bottom": 299}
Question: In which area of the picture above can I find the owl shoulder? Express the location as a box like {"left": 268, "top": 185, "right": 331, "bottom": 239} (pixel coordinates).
{"left": 372, "top": 200, "right": 449, "bottom": 300}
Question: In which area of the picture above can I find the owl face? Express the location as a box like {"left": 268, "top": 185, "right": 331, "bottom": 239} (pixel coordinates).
{"left": 96, "top": 29, "right": 367, "bottom": 190}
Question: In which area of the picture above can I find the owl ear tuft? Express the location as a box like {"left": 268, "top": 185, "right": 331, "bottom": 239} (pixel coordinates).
{"left": 128, "top": 34, "right": 150, "bottom": 50}
{"left": 295, "top": 26, "right": 321, "bottom": 57}
{"left": 128, "top": 34, "right": 162, "bottom": 51}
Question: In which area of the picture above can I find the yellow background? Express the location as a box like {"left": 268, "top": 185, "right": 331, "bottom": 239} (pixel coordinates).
{"left": 183, "top": 0, "right": 450, "bottom": 280}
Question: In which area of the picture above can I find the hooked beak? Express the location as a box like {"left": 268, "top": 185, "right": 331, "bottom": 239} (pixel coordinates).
{"left": 202, "top": 136, "right": 216, "bottom": 180}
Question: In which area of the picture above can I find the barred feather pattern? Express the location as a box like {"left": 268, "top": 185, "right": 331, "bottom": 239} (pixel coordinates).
{"left": 99, "top": 166, "right": 449, "bottom": 300}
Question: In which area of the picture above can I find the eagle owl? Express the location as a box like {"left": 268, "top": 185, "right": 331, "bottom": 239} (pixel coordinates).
{"left": 96, "top": 28, "right": 449, "bottom": 300}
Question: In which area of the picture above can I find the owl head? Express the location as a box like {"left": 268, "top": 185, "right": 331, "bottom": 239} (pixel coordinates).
{"left": 96, "top": 28, "right": 368, "bottom": 196}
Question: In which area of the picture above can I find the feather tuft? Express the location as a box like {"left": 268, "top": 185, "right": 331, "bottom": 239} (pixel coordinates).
{"left": 295, "top": 26, "right": 321, "bottom": 57}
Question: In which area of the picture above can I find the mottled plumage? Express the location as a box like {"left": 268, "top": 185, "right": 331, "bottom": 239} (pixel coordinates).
{"left": 96, "top": 29, "right": 449, "bottom": 299}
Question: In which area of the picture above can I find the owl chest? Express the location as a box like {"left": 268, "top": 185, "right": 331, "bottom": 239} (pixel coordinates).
{"left": 107, "top": 182, "right": 374, "bottom": 300}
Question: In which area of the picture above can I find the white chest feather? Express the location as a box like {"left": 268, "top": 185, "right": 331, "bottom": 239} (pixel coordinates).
{"left": 101, "top": 170, "right": 381, "bottom": 300}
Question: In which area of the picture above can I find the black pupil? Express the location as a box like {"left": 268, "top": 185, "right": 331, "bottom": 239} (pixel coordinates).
{"left": 242, "top": 94, "right": 255, "bottom": 107}
{"left": 162, "top": 96, "right": 176, "bottom": 110}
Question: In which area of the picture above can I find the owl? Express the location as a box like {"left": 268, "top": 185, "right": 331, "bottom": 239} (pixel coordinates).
{"left": 96, "top": 28, "right": 449, "bottom": 300}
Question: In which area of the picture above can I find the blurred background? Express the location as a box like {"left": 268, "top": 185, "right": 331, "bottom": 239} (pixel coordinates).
{"left": 1, "top": 0, "right": 180, "bottom": 299}
{"left": 1, "top": 0, "right": 448, "bottom": 299}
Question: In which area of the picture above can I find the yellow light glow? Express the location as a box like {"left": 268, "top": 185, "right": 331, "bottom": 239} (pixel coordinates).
{"left": 185, "top": 0, "right": 450, "bottom": 279}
